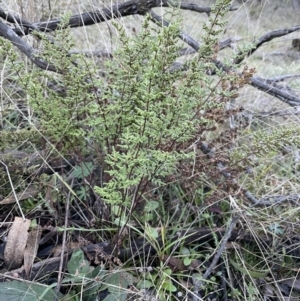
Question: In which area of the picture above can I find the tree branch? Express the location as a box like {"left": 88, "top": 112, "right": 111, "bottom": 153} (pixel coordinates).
{"left": 0, "top": 20, "right": 58, "bottom": 72}
{"left": 11, "top": 0, "right": 162, "bottom": 35}
{"left": 234, "top": 25, "right": 300, "bottom": 64}
{"left": 2, "top": 2, "right": 237, "bottom": 36}
{"left": 193, "top": 215, "right": 240, "bottom": 293}
{"left": 150, "top": 11, "right": 300, "bottom": 107}
{"left": 1, "top": 2, "right": 299, "bottom": 106}
{"left": 0, "top": 7, "right": 38, "bottom": 34}
{"left": 176, "top": 3, "right": 237, "bottom": 15}
{"left": 250, "top": 76, "right": 300, "bottom": 107}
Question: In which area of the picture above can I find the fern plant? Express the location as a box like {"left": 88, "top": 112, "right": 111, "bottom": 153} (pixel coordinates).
{"left": 91, "top": 13, "right": 243, "bottom": 216}
{"left": 0, "top": 3, "right": 246, "bottom": 222}
{"left": 2, "top": 1, "right": 300, "bottom": 300}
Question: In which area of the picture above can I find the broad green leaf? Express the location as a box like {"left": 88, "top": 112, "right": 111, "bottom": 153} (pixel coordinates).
{"left": 284, "top": 255, "right": 294, "bottom": 266}
{"left": 146, "top": 226, "right": 159, "bottom": 240}
{"left": 181, "top": 247, "right": 190, "bottom": 256}
{"left": 136, "top": 279, "right": 154, "bottom": 289}
{"left": 101, "top": 271, "right": 133, "bottom": 301}
{"left": 59, "top": 290, "right": 78, "bottom": 301}
{"left": 143, "top": 213, "right": 154, "bottom": 222}
{"left": 104, "top": 271, "right": 134, "bottom": 290}
{"left": 91, "top": 265, "right": 106, "bottom": 279}
{"left": 100, "top": 271, "right": 134, "bottom": 301}
{"left": 0, "top": 281, "right": 63, "bottom": 301}
{"left": 83, "top": 283, "right": 103, "bottom": 301}
{"left": 102, "top": 292, "right": 128, "bottom": 301}
{"left": 183, "top": 257, "right": 192, "bottom": 266}
{"left": 71, "top": 162, "right": 95, "bottom": 179}
{"left": 163, "top": 268, "right": 172, "bottom": 276}
{"left": 144, "top": 201, "right": 159, "bottom": 211}
{"left": 161, "top": 279, "right": 177, "bottom": 292}
{"left": 67, "top": 249, "right": 91, "bottom": 276}
{"left": 84, "top": 265, "right": 107, "bottom": 298}
{"left": 76, "top": 186, "right": 89, "bottom": 201}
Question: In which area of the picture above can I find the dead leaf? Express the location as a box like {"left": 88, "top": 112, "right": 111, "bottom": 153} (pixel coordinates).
{"left": 24, "top": 226, "right": 42, "bottom": 276}
{"left": 4, "top": 217, "right": 31, "bottom": 270}
{"left": 163, "top": 255, "right": 201, "bottom": 272}
{"left": 162, "top": 255, "right": 185, "bottom": 271}
{"left": 188, "top": 259, "right": 201, "bottom": 270}
{"left": 0, "top": 185, "right": 39, "bottom": 205}
{"left": 52, "top": 242, "right": 80, "bottom": 257}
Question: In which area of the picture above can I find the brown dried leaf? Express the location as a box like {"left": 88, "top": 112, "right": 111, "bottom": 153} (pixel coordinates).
{"left": 188, "top": 259, "right": 201, "bottom": 270}
{"left": 52, "top": 242, "right": 80, "bottom": 257}
{"left": 162, "top": 255, "right": 185, "bottom": 272}
{"left": 163, "top": 255, "right": 201, "bottom": 272}
{"left": 24, "top": 226, "right": 42, "bottom": 276}
{"left": 4, "top": 217, "right": 31, "bottom": 270}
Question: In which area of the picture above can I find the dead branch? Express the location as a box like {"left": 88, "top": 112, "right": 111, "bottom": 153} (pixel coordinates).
{"left": 265, "top": 73, "right": 300, "bottom": 83}
{"left": 9, "top": 0, "right": 164, "bottom": 36}
{"left": 0, "top": 20, "right": 57, "bottom": 72}
{"left": 150, "top": 11, "right": 300, "bottom": 107}
{"left": 0, "top": 149, "right": 75, "bottom": 176}
{"left": 234, "top": 25, "right": 300, "bottom": 64}
{"left": 177, "top": 3, "right": 237, "bottom": 14}
{"left": 1, "top": 2, "right": 237, "bottom": 36}
{"left": 0, "top": 2, "right": 299, "bottom": 106}
{"left": 193, "top": 215, "right": 240, "bottom": 293}
{"left": 178, "top": 37, "right": 240, "bottom": 56}
{"left": 0, "top": 8, "right": 38, "bottom": 34}
{"left": 250, "top": 76, "right": 300, "bottom": 107}
{"left": 249, "top": 194, "right": 300, "bottom": 207}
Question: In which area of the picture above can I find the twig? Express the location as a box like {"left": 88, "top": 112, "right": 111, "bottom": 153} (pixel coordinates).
{"left": 234, "top": 25, "right": 300, "bottom": 64}
{"left": 267, "top": 73, "right": 300, "bottom": 83}
{"left": 55, "top": 180, "right": 72, "bottom": 300}
{"left": 1, "top": 1, "right": 299, "bottom": 106}
{"left": 193, "top": 215, "right": 239, "bottom": 293}
{"left": 176, "top": 3, "right": 237, "bottom": 15}
{"left": 0, "top": 20, "right": 57, "bottom": 72}
{"left": 0, "top": 7, "right": 39, "bottom": 34}
{"left": 149, "top": 11, "right": 300, "bottom": 107}
{"left": 219, "top": 257, "right": 228, "bottom": 301}
{"left": 248, "top": 194, "right": 300, "bottom": 207}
